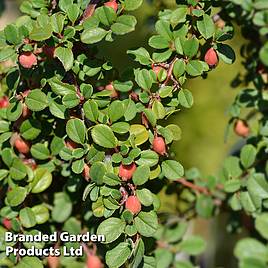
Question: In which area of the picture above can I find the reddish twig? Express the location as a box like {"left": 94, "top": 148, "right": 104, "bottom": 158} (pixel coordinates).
{"left": 176, "top": 178, "right": 210, "bottom": 195}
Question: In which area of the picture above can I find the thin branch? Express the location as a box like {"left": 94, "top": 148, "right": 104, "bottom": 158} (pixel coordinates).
{"left": 163, "top": 57, "right": 178, "bottom": 86}
{"left": 176, "top": 178, "right": 210, "bottom": 195}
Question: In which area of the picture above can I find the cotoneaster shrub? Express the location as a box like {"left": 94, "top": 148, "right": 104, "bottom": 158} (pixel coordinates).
{"left": 0, "top": 0, "right": 268, "bottom": 267}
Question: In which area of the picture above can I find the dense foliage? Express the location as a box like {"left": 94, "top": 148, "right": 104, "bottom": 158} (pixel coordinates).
{"left": 0, "top": 0, "right": 268, "bottom": 267}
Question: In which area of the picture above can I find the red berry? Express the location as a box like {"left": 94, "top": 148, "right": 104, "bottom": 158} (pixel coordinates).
{"left": 2, "top": 218, "right": 12, "bottom": 230}
{"left": 47, "top": 255, "right": 60, "bottom": 268}
{"left": 87, "top": 255, "right": 103, "bottom": 268}
{"left": 0, "top": 96, "right": 9, "bottom": 108}
{"left": 234, "top": 120, "right": 250, "bottom": 138}
{"left": 14, "top": 136, "right": 30, "bottom": 154}
{"left": 153, "top": 136, "right": 166, "bottom": 156}
{"left": 83, "top": 164, "right": 91, "bottom": 181}
{"left": 204, "top": 48, "right": 218, "bottom": 67}
{"left": 119, "top": 163, "right": 136, "bottom": 181}
{"left": 125, "top": 196, "right": 141, "bottom": 215}
{"left": 105, "top": 83, "right": 119, "bottom": 99}
{"left": 104, "top": 0, "right": 118, "bottom": 12}
{"left": 19, "top": 52, "right": 37, "bottom": 69}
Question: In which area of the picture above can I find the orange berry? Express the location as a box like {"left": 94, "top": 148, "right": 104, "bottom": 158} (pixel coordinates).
{"left": 0, "top": 96, "right": 9, "bottom": 108}
{"left": 14, "top": 136, "right": 30, "bottom": 154}
{"left": 125, "top": 196, "right": 141, "bottom": 215}
{"left": 153, "top": 136, "right": 166, "bottom": 156}
{"left": 87, "top": 255, "right": 103, "bottom": 268}
{"left": 204, "top": 48, "right": 218, "bottom": 68}
{"left": 234, "top": 120, "right": 250, "bottom": 138}
{"left": 47, "top": 255, "right": 60, "bottom": 268}
{"left": 104, "top": 0, "right": 118, "bottom": 12}
{"left": 119, "top": 163, "right": 136, "bottom": 181}
{"left": 19, "top": 52, "right": 37, "bottom": 69}
{"left": 2, "top": 218, "right": 12, "bottom": 230}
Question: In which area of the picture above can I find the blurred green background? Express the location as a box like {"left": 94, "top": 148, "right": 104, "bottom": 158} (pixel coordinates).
{"left": 0, "top": 0, "right": 246, "bottom": 267}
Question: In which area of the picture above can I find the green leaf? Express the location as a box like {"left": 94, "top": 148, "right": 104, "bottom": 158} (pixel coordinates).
{"left": 136, "top": 189, "right": 154, "bottom": 206}
{"left": 19, "top": 207, "right": 36, "bottom": 228}
{"left": 90, "top": 162, "right": 106, "bottom": 185}
{"left": 180, "top": 236, "right": 206, "bottom": 255}
{"left": 155, "top": 20, "right": 173, "bottom": 40}
{"left": 135, "top": 69, "right": 153, "bottom": 91}
{"left": 4, "top": 24, "right": 21, "bottom": 45}
{"left": 81, "top": 27, "right": 108, "bottom": 44}
{"left": 162, "top": 160, "right": 184, "bottom": 180}
{"left": 195, "top": 195, "right": 214, "bottom": 218}
{"left": 10, "top": 158, "right": 27, "bottom": 181}
{"left": 149, "top": 35, "right": 169, "bottom": 49}
{"left": 6, "top": 101, "right": 22, "bottom": 121}
{"left": 31, "top": 143, "right": 50, "bottom": 160}
{"left": 108, "top": 100, "right": 124, "bottom": 122}
{"left": 217, "top": 43, "right": 236, "bottom": 64}
{"left": 127, "top": 47, "right": 151, "bottom": 65}
{"left": 260, "top": 42, "right": 268, "bottom": 66}
{"left": 133, "top": 165, "right": 150, "bottom": 186}
{"left": 54, "top": 47, "right": 74, "bottom": 71}
{"left": 134, "top": 211, "right": 158, "bottom": 237}
{"left": 111, "top": 15, "right": 137, "bottom": 35}
{"left": 136, "top": 150, "right": 159, "bottom": 167}
{"left": 83, "top": 100, "right": 99, "bottom": 122}
{"left": 234, "top": 238, "right": 268, "bottom": 262}
{"left": 240, "top": 144, "right": 257, "bottom": 169}
{"left": 7, "top": 186, "right": 27, "bottom": 207}
{"left": 29, "top": 24, "right": 52, "bottom": 41}
{"left": 91, "top": 124, "right": 117, "bottom": 148}
{"left": 130, "top": 239, "right": 145, "bottom": 268}
{"left": 173, "top": 59, "right": 185, "bottom": 78}
{"left": 20, "top": 119, "right": 41, "bottom": 140}
{"left": 25, "top": 89, "right": 48, "bottom": 111}
{"left": 16, "top": 256, "right": 43, "bottom": 268}
{"left": 129, "top": 124, "right": 149, "bottom": 146}
{"left": 106, "top": 242, "right": 131, "bottom": 268}
{"left": 186, "top": 60, "right": 204, "bottom": 76}
{"left": 197, "top": 14, "right": 215, "bottom": 39}
{"left": 31, "top": 168, "right": 52, "bottom": 194}
{"left": 51, "top": 13, "right": 65, "bottom": 33}
{"left": 155, "top": 248, "right": 173, "bottom": 268}
{"left": 66, "top": 118, "right": 86, "bottom": 144}
{"left": 48, "top": 77, "right": 76, "bottom": 96}
{"left": 97, "top": 217, "right": 126, "bottom": 243}
{"left": 124, "top": 99, "right": 137, "bottom": 121}
{"left": 67, "top": 3, "right": 80, "bottom": 23}
{"left": 178, "top": 89, "right": 193, "bottom": 108}
{"left": 166, "top": 124, "right": 182, "bottom": 141}
{"left": 95, "top": 6, "right": 117, "bottom": 26}
{"left": 247, "top": 174, "right": 268, "bottom": 200}
{"left": 52, "top": 192, "right": 72, "bottom": 223}
{"left": 124, "top": 0, "right": 143, "bottom": 11}
{"left": 32, "top": 205, "right": 49, "bottom": 224}
{"left": 152, "top": 100, "right": 166, "bottom": 119}
{"left": 111, "top": 122, "right": 130, "bottom": 134}
{"left": 0, "top": 47, "right": 15, "bottom": 62}
{"left": 170, "top": 7, "right": 188, "bottom": 27}
{"left": 255, "top": 213, "right": 268, "bottom": 239}
{"left": 183, "top": 37, "right": 199, "bottom": 58}
{"left": 62, "top": 93, "right": 80, "bottom": 108}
